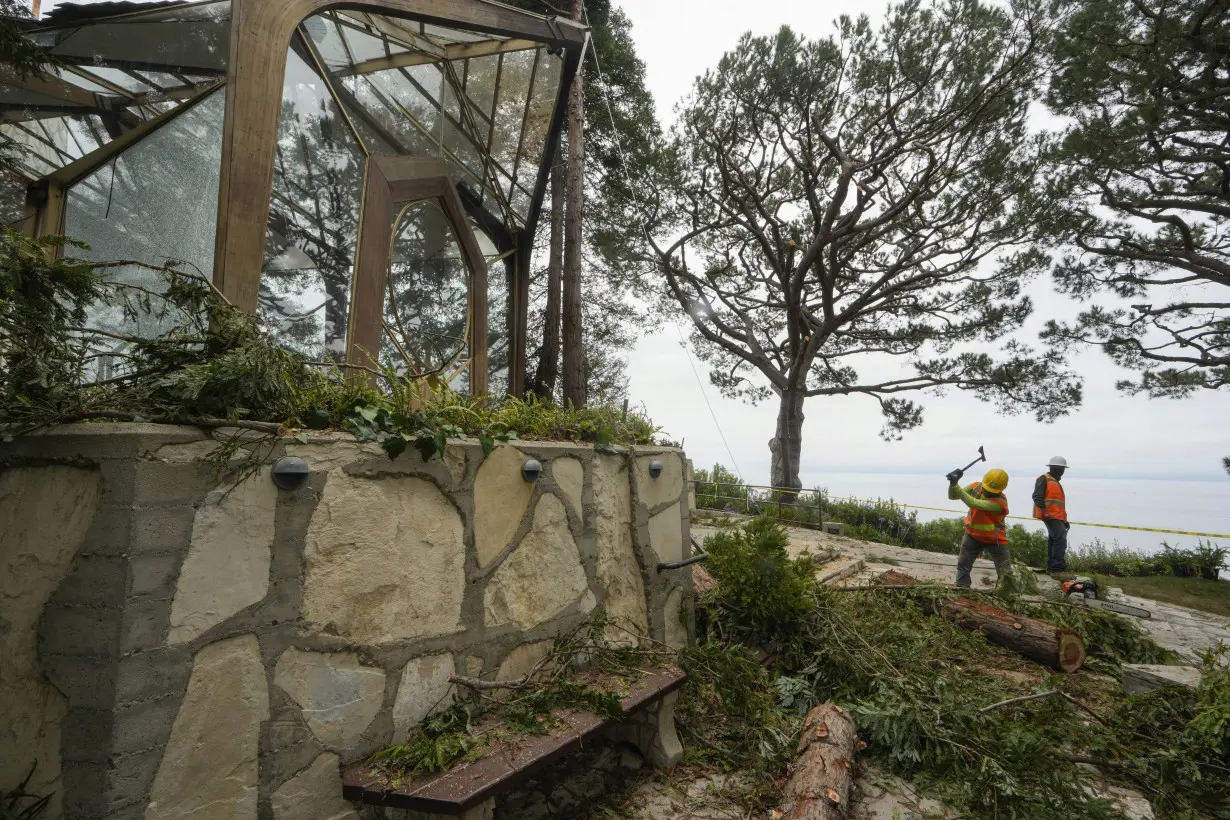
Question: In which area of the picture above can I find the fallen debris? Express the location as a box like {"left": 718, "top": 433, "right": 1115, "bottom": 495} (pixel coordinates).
{"left": 775, "top": 703, "right": 859, "bottom": 820}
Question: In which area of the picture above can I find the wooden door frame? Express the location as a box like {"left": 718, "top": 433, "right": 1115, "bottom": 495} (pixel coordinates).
{"left": 349, "top": 155, "right": 488, "bottom": 396}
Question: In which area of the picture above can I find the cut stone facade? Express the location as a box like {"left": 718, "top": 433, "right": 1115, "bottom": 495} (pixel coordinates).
{"left": 0, "top": 426, "right": 692, "bottom": 819}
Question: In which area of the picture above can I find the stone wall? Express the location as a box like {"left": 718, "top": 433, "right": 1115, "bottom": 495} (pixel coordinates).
{"left": 0, "top": 425, "right": 693, "bottom": 820}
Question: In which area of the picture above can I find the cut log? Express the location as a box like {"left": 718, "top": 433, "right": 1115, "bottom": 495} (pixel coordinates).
{"left": 775, "top": 703, "right": 858, "bottom": 820}
{"left": 934, "top": 598, "right": 1086, "bottom": 672}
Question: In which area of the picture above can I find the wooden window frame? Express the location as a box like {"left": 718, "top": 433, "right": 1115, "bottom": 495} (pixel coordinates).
{"left": 350, "top": 155, "right": 488, "bottom": 395}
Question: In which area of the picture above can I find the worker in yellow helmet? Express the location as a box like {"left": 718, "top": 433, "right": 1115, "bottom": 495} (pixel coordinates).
{"left": 945, "top": 466, "right": 1011, "bottom": 588}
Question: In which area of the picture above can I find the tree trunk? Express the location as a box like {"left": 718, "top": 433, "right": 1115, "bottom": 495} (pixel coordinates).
{"left": 560, "top": 0, "right": 586, "bottom": 409}
{"left": 932, "top": 598, "right": 1087, "bottom": 673}
{"left": 770, "top": 387, "right": 806, "bottom": 493}
{"left": 532, "top": 163, "right": 565, "bottom": 400}
{"left": 775, "top": 703, "right": 858, "bottom": 820}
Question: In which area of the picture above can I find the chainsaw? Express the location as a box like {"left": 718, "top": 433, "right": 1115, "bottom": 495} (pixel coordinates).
{"left": 1060, "top": 577, "right": 1151, "bottom": 619}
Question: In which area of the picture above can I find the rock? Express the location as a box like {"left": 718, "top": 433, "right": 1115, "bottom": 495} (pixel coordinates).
{"left": 822, "top": 521, "right": 850, "bottom": 536}
{"left": 485, "top": 495, "right": 595, "bottom": 630}
{"left": 270, "top": 753, "right": 358, "bottom": 820}
{"left": 552, "top": 456, "right": 584, "bottom": 519}
{"left": 634, "top": 454, "right": 683, "bottom": 509}
{"left": 146, "top": 634, "right": 268, "bottom": 820}
{"left": 0, "top": 466, "right": 101, "bottom": 817}
{"left": 496, "top": 641, "right": 553, "bottom": 683}
{"left": 392, "top": 654, "right": 455, "bottom": 741}
{"left": 593, "top": 456, "right": 648, "bottom": 644}
{"left": 1122, "top": 664, "right": 1202, "bottom": 695}
{"left": 474, "top": 445, "right": 535, "bottom": 567}
{"left": 647, "top": 503, "right": 684, "bottom": 564}
{"left": 303, "top": 473, "right": 464, "bottom": 644}
{"left": 274, "top": 648, "right": 385, "bottom": 749}
{"left": 168, "top": 470, "right": 277, "bottom": 644}
{"left": 663, "top": 588, "right": 688, "bottom": 650}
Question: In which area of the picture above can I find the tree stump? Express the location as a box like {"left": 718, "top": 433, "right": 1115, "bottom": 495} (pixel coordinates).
{"left": 774, "top": 703, "right": 859, "bottom": 820}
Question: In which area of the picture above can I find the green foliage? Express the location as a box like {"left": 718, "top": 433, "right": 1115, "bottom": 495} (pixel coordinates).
{"left": 0, "top": 762, "right": 52, "bottom": 820}
{"left": 692, "top": 463, "right": 749, "bottom": 510}
{"left": 370, "top": 704, "right": 476, "bottom": 776}
{"left": 503, "top": 681, "right": 624, "bottom": 735}
{"left": 676, "top": 639, "right": 798, "bottom": 803}
{"left": 702, "top": 516, "right": 815, "bottom": 648}
{"left": 1090, "top": 647, "right": 1230, "bottom": 817}
{"left": 1068, "top": 539, "right": 1227, "bottom": 581}
{"left": 685, "top": 518, "right": 1184, "bottom": 817}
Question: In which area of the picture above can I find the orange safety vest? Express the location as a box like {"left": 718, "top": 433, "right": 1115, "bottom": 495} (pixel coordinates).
{"left": 963, "top": 482, "right": 1009, "bottom": 545}
{"left": 1033, "top": 474, "right": 1067, "bottom": 522}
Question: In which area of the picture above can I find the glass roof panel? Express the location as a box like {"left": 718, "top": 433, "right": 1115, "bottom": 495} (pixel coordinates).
{"left": 77, "top": 66, "right": 153, "bottom": 93}
{"left": 36, "top": 1, "right": 231, "bottom": 75}
{"left": 54, "top": 68, "right": 112, "bottom": 94}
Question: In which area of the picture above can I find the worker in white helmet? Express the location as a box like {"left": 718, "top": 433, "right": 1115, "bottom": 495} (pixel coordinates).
{"left": 1032, "top": 456, "right": 1070, "bottom": 573}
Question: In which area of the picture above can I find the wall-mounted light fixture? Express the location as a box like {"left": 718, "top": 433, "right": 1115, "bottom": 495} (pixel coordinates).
{"left": 649, "top": 459, "right": 664, "bottom": 479}
{"left": 271, "top": 456, "right": 309, "bottom": 491}
{"left": 521, "top": 459, "right": 542, "bottom": 483}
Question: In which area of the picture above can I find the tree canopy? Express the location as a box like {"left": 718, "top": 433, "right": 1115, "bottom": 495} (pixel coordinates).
{"left": 1040, "top": 0, "right": 1228, "bottom": 401}
{"left": 624, "top": 0, "right": 1081, "bottom": 489}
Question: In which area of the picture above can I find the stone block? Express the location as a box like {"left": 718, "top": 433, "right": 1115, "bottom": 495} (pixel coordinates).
{"left": 81, "top": 504, "right": 133, "bottom": 556}
{"left": 392, "top": 654, "right": 456, "bottom": 741}
{"left": 1122, "top": 664, "right": 1202, "bottom": 695}
{"left": 271, "top": 753, "right": 360, "bottom": 820}
{"left": 274, "top": 647, "right": 386, "bottom": 749}
{"left": 60, "top": 707, "right": 113, "bottom": 763}
{"left": 130, "top": 461, "right": 214, "bottom": 507}
{"left": 119, "top": 598, "right": 170, "bottom": 654}
{"left": 634, "top": 453, "right": 683, "bottom": 509}
{"left": 485, "top": 495, "right": 596, "bottom": 630}
{"left": 41, "top": 654, "right": 117, "bottom": 708}
{"left": 407, "top": 799, "right": 494, "bottom": 820}
{"left": 496, "top": 641, "right": 552, "bottom": 683}
{"left": 61, "top": 761, "right": 109, "bottom": 820}
{"left": 551, "top": 456, "right": 584, "bottom": 519}
{"left": 474, "top": 444, "right": 535, "bottom": 567}
{"left": 127, "top": 552, "right": 182, "bottom": 600}
{"left": 647, "top": 503, "right": 684, "bottom": 565}
{"left": 303, "top": 473, "right": 465, "bottom": 645}
{"left": 663, "top": 588, "right": 688, "bottom": 650}
{"left": 39, "top": 604, "right": 122, "bottom": 658}
{"left": 56, "top": 554, "right": 127, "bottom": 607}
{"left": 602, "top": 691, "right": 683, "bottom": 770}
{"left": 111, "top": 694, "right": 182, "bottom": 756}
{"left": 167, "top": 470, "right": 276, "bottom": 644}
{"left": 592, "top": 455, "right": 647, "bottom": 644}
{"left": 823, "top": 521, "right": 850, "bottom": 536}
{"left": 115, "top": 648, "right": 192, "bottom": 705}
{"left": 128, "top": 505, "right": 196, "bottom": 555}
{"left": 145, "top": 634, "right": 268, "bottom": 820}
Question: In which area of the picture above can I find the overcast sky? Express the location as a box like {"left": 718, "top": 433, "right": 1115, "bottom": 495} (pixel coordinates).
{"left": 32, "top": 0, "right": 1230, "bottom": 484}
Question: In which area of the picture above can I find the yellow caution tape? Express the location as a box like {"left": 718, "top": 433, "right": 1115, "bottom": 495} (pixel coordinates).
{"left": 826, "top": 495, "right": 1230, "bottom": 539}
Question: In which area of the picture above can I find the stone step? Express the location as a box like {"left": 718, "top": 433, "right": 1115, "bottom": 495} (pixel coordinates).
{"left": 1121, "top": 664, "right": 1202, "bottom": 695}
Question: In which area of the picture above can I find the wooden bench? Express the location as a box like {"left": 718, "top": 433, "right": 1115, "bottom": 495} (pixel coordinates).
{"left": 342, "top": 666, "right": 686, "bottom": 820}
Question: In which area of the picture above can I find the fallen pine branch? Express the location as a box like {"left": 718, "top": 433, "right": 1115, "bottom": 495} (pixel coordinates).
{"left": 979, "top": 690, "right": 1059, "bottom": 713}
{"left": 774, "top": 702, "right": 859, "bottom": 820}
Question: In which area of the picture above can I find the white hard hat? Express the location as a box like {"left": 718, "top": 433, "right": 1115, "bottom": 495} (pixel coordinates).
{"left": 1048, "top": 456, "right": 1068, "bottom": 468}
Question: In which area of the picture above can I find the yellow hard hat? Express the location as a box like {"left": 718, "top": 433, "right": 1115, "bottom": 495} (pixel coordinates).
{"left": 981, "top": 468, "right": 1009, "bottom": 494}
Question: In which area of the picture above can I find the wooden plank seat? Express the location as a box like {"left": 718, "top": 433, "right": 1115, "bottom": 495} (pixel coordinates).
{"left": 342, "top": 666, "right": 686, "bottom": 819}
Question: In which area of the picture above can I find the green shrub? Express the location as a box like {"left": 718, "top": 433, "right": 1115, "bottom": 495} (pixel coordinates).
{"left": 693, "top": 463, "right": 748, "bottom": 510}
{"left": 702, "top": 516, "right": 815, "bottom": 647}
{"left": 1067, "top": 539, "right": 1227, "bottom": 580}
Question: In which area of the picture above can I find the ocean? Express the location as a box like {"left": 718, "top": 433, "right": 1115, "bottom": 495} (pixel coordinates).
{"left": 794, "top": 470, "right": 1230, "bottom": 555}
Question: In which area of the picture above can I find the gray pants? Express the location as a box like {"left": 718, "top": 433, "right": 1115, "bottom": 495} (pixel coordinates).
{"left": 955, "top": 534, "right": 1011, "bottom": 588}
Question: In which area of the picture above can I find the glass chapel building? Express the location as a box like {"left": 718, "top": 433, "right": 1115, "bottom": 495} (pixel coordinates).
{"left": 1, "top": 0, "right": 585, "bottom": 396}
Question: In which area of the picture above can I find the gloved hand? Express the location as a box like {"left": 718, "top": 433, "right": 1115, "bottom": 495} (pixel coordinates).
{"left": 1064, "top": 522, "right": 1071, "bottom": 532}
{"left": 946, "top": 468, "right": 963, "bottom": 486}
